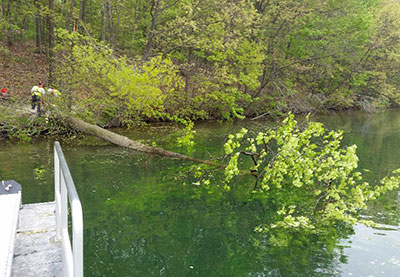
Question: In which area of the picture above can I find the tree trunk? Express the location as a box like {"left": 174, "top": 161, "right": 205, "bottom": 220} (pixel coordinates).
{"left": 66, "top": 0, "right": 75, "bottom": 31}
{"left": 131, "top": 0, "right": 138, "bottom": 50}
{"left": 34, "top": 0, "right": 42, "bottom": 52}
{"left": 101, "top": 0, "right": 106, "bottom": 41}
{"left": 41, "top": 16, "right": 46, "bottom": 44}
{"left": 79, "top": 0, "right": 86, "bottom": 23}
{"left": 48, "top": 0, "right": 55, "bottom": 85}
{"left": 112, "top": 0, "right": 122, "bottom": 48}
{"left": 22, "top": 16, "right": 28, "bottom": 32}
{"left": 63, "top": 115, "right": 222, "bottom": 167}
{"left": 143, "top": 0, "right": 161, "bottom": 61}
{"left": 106, "top": 0, "right": 113, "bottom": 43}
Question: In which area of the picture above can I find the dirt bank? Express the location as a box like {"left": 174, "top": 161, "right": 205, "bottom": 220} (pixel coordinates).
{"left": 0, "top": 41, "right": 49, "bottom": 99}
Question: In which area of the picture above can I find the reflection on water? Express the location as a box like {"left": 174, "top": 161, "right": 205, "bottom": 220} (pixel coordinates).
{"left": 0, "top": 110, "right": 399, "bottom": 276}
{"left": 339, "top": 224, "right": 400, "bottom": 276}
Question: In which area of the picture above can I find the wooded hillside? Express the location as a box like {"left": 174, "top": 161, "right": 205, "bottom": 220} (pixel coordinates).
{"left": 2, "top": 0, "right": 400, "bottom": 124}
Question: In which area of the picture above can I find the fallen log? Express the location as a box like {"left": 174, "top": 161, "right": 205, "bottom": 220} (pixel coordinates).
{"left": 64, "top": 115, "right": 223, "bottom": 167}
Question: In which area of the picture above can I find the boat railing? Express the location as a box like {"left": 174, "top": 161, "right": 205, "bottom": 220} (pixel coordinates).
{"left": 54, "top": 141, "right": 83, "bottom": 277}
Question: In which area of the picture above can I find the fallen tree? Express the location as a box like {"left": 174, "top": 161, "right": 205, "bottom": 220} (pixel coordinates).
{"left": 0, "top": 101, "right": 223, "bottom": 167}
{"left": 64, "top": 115, "right": 223, "bottom": 167}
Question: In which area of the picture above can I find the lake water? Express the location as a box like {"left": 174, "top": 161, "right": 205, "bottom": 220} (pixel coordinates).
{"left": 0, "top": 110, "right": 399, "bottom": 276}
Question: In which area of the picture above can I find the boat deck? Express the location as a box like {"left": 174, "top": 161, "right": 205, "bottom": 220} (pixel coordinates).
{"left": 11, "top": 202, "right": 61, "bottom": 277}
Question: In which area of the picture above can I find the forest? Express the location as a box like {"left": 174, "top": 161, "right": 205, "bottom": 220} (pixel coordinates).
{"left": 1, "top": 0, "right": 400, "bottom": 129}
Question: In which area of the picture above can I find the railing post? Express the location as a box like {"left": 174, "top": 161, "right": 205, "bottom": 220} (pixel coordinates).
{"left": 54, "top": 144, "right": 61, "bottom": 240}
{"left": 72, "top": 200, "right": 84, "bottom": 277}
{"left": 61, "top": 174, "right": 69, "bottom": 277}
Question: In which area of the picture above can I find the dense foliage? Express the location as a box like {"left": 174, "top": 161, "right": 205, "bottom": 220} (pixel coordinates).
{"left": 2, "top": 0, "right": 400, "bottom": 123}
{"left": 53, "top": 29, "right": 183, "bottom": 126}
{"left": 220, "top": 114, "right": 400, "bottom": 246}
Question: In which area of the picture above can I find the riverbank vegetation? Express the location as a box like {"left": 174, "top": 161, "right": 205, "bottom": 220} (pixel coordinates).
{"left": 2, "top": 0, "right": 400, "bottom": 129}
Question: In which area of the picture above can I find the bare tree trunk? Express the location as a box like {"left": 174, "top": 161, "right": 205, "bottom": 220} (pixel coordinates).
{"left": 34, "top": 0, "right": 42, "bottom": 52}
{"left": 112, "top": 0, "right": 123, "bottom": 48}
{"left": 106, "top": 0, "right": 113, "bottom": 43}
{"left": 48, "top": 0, "right": 55, "bottom": 85}
{"left": 101, "top": 0, "right": 106, "bottom": 41}
{"left": 64, "top": 115, "right": 223, "bottom": 167}
{"left": 143, "top": 0, "right": 161, "bottom": 61}
{"left": 41, "top": 17, "right": 46, "bottom": 45}
{"left": 79, "top": 0, "right": 86, "bottom": 23}
{"left": 131, "top": 0, "right": 138, "bottom": 50}
{"left": 66, "top": 0, "right": 75, "bottom": 30}
{"left": 22, "top": 16, "right": 28, "bottom": 32}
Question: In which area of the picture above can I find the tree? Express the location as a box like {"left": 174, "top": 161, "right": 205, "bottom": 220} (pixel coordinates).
{"left": 65, "top": 0, "right": 76, "bottom": 31}
{"left": 220, "top": 114, "right": 400, "bottom": 246}
{"left": 4, "top": 0, "right": 400, "bottom": 122}
{"left": 358, "top": 0, "right": 400, "bottom": 108}
{"left": 53, "top": 30, "right": 185, "bottom": 126}
{"left": 48, "top": 0, "right": 55, "bottom": 84}
{"left": 142, "top": 0, "right": 181, "bottom": 61}
{"left": 79, "top": 0, "right": 86, "bottom": 23}
{"left": 34, "top": 0, "right": 43, "bottom": 52}
{"left": 152, "top": 0, "right": 263, "bottom": 119}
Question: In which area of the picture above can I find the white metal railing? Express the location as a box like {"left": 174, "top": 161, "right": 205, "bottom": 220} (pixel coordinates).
{"left": 54, "top": 141, "right": 83, "bottom": 277}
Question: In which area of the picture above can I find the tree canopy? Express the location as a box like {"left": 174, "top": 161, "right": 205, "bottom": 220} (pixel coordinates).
{"left": 2, "top": 0, "right": 400, "bottom": 124}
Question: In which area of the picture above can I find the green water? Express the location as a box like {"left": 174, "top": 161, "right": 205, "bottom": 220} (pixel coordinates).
{"left": 1, "top": 110, "right": 400, "bottom": 276}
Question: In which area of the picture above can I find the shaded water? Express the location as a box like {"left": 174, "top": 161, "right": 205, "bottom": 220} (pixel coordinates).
{"left": 0, "top": 110, "right": 399, "bottom": 276}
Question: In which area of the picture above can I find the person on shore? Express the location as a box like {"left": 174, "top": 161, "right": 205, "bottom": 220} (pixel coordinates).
{"left": 47, "top": 88, "right": 61, "bottom": 97}
{"left": 31, "top": 82, "right": 45, "bottom": 117}
{"left": 46, "top": 88, "right": 62, "bottom": 107}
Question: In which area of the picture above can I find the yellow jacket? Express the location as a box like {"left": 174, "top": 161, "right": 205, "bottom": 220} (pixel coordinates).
{"left": 31, "top": 86, "right": 45, "bottom": 97}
